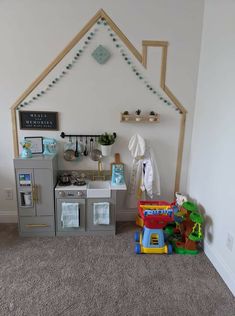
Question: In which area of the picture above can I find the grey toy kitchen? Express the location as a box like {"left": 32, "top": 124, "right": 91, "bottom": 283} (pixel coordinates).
{"left": 14, "top": 132, "right": 127, "bottom": 237}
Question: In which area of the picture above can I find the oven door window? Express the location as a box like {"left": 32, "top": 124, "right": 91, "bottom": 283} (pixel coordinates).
{"left": 61, "top": 202, "right": 79, "bottom": 228}
{"left": 93, "top": 202, "right": 110, "bottom": 225}
{"left": 56, "top": 199, "right": 85, "bottom": 233}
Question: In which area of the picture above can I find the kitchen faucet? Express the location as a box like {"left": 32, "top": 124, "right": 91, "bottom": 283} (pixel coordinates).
{"left": 98, "top": 159, "right": 102, "bottom": 176}
{"left": 93, "top": 159, "right": 105, "bottom": 180}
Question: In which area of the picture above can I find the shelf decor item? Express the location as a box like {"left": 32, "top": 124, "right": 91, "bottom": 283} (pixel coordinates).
{"left": 123, "top": 111, "right": 129, "bottom": 121}
{"left": 43, "top": 138, "right": 57, "bottom": 155}
{"left": 92, "top": 45, "right": 111, "bottom": 64}
{"left": 25, "top": 137, "right": 43, "bottom": 154}
{"left": 19, "top": 111, "right": 58, "bottom": 130}
{"left": 149, "top": 111, "right": 156, "bottom": 122}
{"left": 120, "top": 111, "right": 160, "bottom": 123}
{"left": 20, "top": 139, "right": 33, "bottom": 159}
{"left": 135, "top": 109, "right": 142, "bottom": 121}
{"left": 98, "top": 132, "right": 116, "bottom": 156}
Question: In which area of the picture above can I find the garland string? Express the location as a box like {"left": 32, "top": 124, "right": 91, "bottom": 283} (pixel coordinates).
{"left": 17, "top": 18, "right": 179, "bottom": 112}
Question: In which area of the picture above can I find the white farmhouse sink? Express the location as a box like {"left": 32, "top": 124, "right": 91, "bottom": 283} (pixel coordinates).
{"left": 87, "top": 181, "right": 111, "bottom": 198}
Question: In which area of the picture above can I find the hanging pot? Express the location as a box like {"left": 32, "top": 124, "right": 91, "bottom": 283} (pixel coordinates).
{"left": 90, "top": 138, "right": 102, "bottom": 161}
{"left": 101, "top": 144, "right": 112, "bottom": 157}
{"left": 64, "top": 138, "right": 76, "bottom": 161}
{"left": 59, "top": 174, "right": 70, "bottom": 184}
{"left": 63, "top": 136, "right": 83, "bottom": 161}
{"left": 64, "top": 149, "right": 76, "bottom": 161}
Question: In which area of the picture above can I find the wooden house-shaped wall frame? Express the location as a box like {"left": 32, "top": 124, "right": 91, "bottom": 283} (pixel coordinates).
{"left": 10, "top": 9, "right": 187, "bottom": 192}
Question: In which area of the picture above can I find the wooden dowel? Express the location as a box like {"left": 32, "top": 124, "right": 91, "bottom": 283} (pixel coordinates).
{"left": 164, "top": 85, "right": 187, "bottom": 114}
{"left": 160, "top": 46, "right": 168, "bottom": 89}
{"left": 101, "top": 10, "right": 142, "bottom": 63}
{"left": 174, "top": 113, "right": 186, "bottom": 192}
{"left": 142, "top": 45, "right": 147, "bottom": 68}
{"left": 142, "top": 40, "right": 168, "bottom": 47}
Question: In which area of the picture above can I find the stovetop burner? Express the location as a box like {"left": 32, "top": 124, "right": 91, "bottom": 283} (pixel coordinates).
{"left": 57, "top": 180, "right": 71, "bottom": 186}
{"left": 57, "top": 178, "right": 86, "bottom": 187}
{"left": 73, "top": 180, "right": 86, "bottom": 186}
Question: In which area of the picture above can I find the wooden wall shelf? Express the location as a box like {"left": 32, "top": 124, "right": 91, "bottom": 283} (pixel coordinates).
{"left": 120, "top": 113, "right": 160, "bottom": 123}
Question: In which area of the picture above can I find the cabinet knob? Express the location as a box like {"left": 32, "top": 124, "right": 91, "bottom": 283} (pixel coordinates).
{"left": 58, "top": 191, "right": 65, "bottom": 197}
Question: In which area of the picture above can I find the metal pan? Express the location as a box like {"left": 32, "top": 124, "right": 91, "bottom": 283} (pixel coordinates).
{"left": 64, "top": 148, "right": 76, "bottom": 161}
{"left": 90, "top": 137, "right": 102, "bottom": 161}
{"left": 64, "top": 137, "right": 76, "bottom": 161}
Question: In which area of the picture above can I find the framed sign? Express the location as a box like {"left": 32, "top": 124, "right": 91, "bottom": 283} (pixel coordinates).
{"left": 19, "top": 111, "right": 58, "bottom": 130}
{"left": 24, "top": 137, "right": 43, "bottom": 154}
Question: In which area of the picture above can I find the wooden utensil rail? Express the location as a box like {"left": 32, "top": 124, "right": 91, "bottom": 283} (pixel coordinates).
{"left": 60, "top": 132, "right": 117, "bottom": 139}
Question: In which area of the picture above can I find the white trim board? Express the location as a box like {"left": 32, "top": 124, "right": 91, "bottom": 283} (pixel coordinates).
{"left": 204, "top": 241, "right": 235, "bottom": 297}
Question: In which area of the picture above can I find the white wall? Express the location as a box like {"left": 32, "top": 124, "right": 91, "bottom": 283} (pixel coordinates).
{"left": 187, "top": 0, "right": 235, "bottom": 295}
{"left": 0, "top": 0, "right": 204, "bottom": 221}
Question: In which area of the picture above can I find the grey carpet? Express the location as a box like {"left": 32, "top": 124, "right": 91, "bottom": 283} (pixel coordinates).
{"left": 0, "top": 223, "right": 234, "bottom": 316}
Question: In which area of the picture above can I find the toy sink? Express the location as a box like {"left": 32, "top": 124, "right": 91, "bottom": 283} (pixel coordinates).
{"left": 87, "top": 181, "right": 111, "bottom": 198}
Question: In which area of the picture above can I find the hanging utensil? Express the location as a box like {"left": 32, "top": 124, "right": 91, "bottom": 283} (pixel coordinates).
{"left": 89, "top": 137, "right": 93, "bottom": 157}
{"left": 75, "top": 136, "right": 79, "bottom": 157}
{"left": 79, "top": 136, "right": 84, "bottom": 155}
{"left": 84, "top": 137, "right": 88, "bottom": 156}
{"left": 90, "top": 137, "right": 102, "bottom": 161}
{"left": 64, "top": 150, "right": 76, "bottom": 161}
{"left": 63, "top": 136, "right": 77, "bottom": 161}
{"left": 64, "top": 145, "right": 76, "bottom": 161}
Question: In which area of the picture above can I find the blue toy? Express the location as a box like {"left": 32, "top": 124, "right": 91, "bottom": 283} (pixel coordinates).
{"left": 43, "top": 138, "right": 57, "bottom": 155}
{"left": 135, "top": 227, "right": 173, "bottom": 254}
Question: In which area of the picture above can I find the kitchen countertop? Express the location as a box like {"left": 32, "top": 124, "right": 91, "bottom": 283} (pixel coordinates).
{"left": 55, "top": 181, "right": 127, "bottom": 191}
{"left": 55, "top": 184, "right": 87, "bottom": 191}
{"left": 110, "top": 183, "right": 127, "bottom": 190}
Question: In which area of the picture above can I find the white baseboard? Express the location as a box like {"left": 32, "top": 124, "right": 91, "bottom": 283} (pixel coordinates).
{"left": 0, "top": 213, "right": 17, "bottom": 223}
{"left": 204, "top": 241, "right": 235, "bottom": 297}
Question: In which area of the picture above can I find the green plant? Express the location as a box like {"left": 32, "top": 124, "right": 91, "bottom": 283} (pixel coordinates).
{"left": 98, "top": 132, "right": 116, "bottom": 146}
{"left": 149, "top": 111, "right": 155, "bottom": 116}
{"left": 135, "top": 109, "right": 141, "bottom": 115}
{"left": 20, "top": 140, "right": 32, "bottom": 149}
{"left": 123, "top": 111, "right": 129, "bottom": 115}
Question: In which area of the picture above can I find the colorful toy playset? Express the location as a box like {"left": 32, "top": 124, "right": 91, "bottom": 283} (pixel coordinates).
{"left": 135, "top": 195, "right": 204, "bottom": 255}
{"left": 135, "top": 200, "right": 177, "bottom": 254}
{"left": 172, "top": 201, "right": 204, "bottom": 255}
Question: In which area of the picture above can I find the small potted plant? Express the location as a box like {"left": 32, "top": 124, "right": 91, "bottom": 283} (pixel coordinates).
{"left": 149, "top": 110, "right": 156, "bottom": 122}
{"left": 98, "top": 132, "right": 116, "bottom": 156}
{"left": 135, "top": 109, "right": 142, "bottom": 121}
{"left": 122, "top": 110, "right": 129, "bottom": 121}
